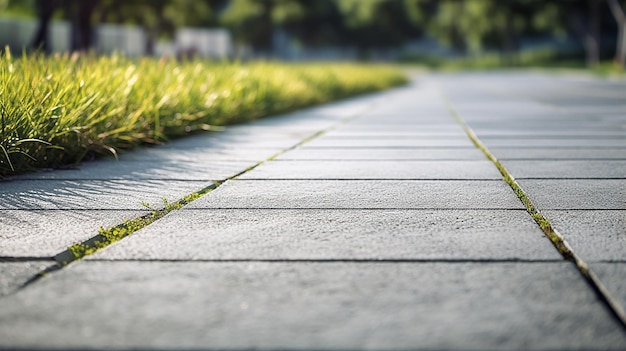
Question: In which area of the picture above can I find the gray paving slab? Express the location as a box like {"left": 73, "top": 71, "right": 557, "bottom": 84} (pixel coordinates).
{"left": 503, "top": 160, "right": 626, "bottom": 179}
{"left": 480, "top": 138, "right": 626, "bottom": 148}
{"left": 302, "top": 137, "right": 476, "bottom": 148}
{"left": 517, "top": 179, "right": 626, "bottom": 210}
{"left": 322, "top": 130, "right": 469, "bottom": 138}
{"left": 0, "top": 210, "right": 146, "bottom": 257}
{"left": 275, "top": 148, "right": 487, "bottom": 160}
{"left": 238, "top": 160, "right": 502, "bottom": 180}
{"left": 90, "top": 209, "right": 560, "bottom": 260}
{"left": 0, "top": 179, "right": 210, "bottom": 210}
{"left": 477, "top": 131, "right": 626, "bottom": 138}
{"left": 489, "top": 148, "right": 626, "bottom": 160}
{"left": 147, "top": 134, "right": 303, "bottom": 150}
{"left": 15, "top": 159, "right": 255, "bottom": 181}
{"left": 470, "top": 122, "right": 626, "bottom": 133}
{"left": 0, "top": 261, "right": 54, "bottom": 296}
{"left": 187, "top": 180, "right": 525, "bottom": 209}
{"left": 1, "top": 261, "right": 624, "bottom": 350}
{"left": 542, "top": 210, "right": 626, "bottom": 262}
{"left": 331, "top": 124, "right": 466, "bottom": 133}
{"left": 591, "top": 263, "right": 626, "bottom": 313}
{"left": 118, "top": 145, "right": 280, "bottom": 162}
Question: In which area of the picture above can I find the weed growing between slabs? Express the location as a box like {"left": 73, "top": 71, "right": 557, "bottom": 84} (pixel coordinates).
{"left": 66, "top": 183, "right": 218, "bottom": 261}
{"left": 0, "top": 48, "right": 407, "bottom": 176}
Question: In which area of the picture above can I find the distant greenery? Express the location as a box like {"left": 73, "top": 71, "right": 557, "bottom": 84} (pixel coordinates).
{"left": 0, "top": 49, "right": 407, "bottom": 176}
{"left": 399, "top": 48, "right": 626, "bottom": 77}
{"left": 3, "top": 0, "right": 624, "bottom": 67}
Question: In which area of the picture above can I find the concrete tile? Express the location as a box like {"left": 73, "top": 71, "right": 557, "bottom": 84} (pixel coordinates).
{"left": 332, "top": 124, "right": 465, "bottom": 133}
{"left": 0, "top": 179, "right": 210, "bottom": 210}
{"left": 187, "top": 180, "right": 525, "bottom": 209}
{"left": 239, "top": 160, "right": 502, "bottom": 180}
{"left": 275, "top": 148, "right": 487, "bottom": 160}
{"left": 322, "top": 130, "right": 469, "bottom": 138}
{"left": 478, "top": 131, "right": 626, "bottom": 138}
{"left": 504, "top": 160, "right": 626, "bottom": 179}
{"left": 591, "top": 263, "right": 626, "bottom": 314}
{"left": 118, "top": 146, "right": 280, "bottom": 162}
{"left": 17, "top": 160, "right": 255, "bottom": 181}
{"left": 91, "top": 209, "right": 560, "bottom": 261}
{"left": 489, "top": 148, "right": 626, "bottom": 160}
{"left": 150, "top": 134, "right": 302, "bottom": 150}
{"left": 518, "top": 179, "right": 626, "bottom": 210}
{"left": 481, "top": 138, "right": 626, "bottom": 148}
{"left": 0, "top": 261, "right": 54, "bottom": 296}
{"left": 302, "top": 138, "right": 476, "bottom": 148}
{"left": 543, "top": 210, "right": 626, "bottom": 262}
{"left": 0, "top": 210, "right": 146, "bottom": 257}
{"left": 0, "top": 261, "right": 624, "bottom": 350}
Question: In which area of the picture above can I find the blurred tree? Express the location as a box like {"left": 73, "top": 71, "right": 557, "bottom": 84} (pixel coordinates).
{"left": 427, "top": 0, "right": 540, "bottom": 57}
{"left": 221, "top": 0, "right": 273, "bottom": 54}
{"left": 55, "top": 0, "right": 99, "bottom": 52}
{"left": 1, "top": 0, "right": 36, "bottom": 17}
{"left": 272, "top": 0, "right": 346, "bottom": 47}
{"left": 337, "top": 0, "right": 419, "bottom": 57}
{"left": 607, "top": 0, "right": 626, "bottom": 67}
{"left": 97, "top": 0, "right": 224, "bottom": 55}
{"left": 98, "top": 0, "right": 170, "bottom": 55}
{"left": 31, "top": 0, "right": 56, "bottom": 52}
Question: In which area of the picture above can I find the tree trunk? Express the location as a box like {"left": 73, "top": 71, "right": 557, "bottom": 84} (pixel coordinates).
{"left": 607, "top": 0, "right": 626, "bottom": 67}
{"left": 65, "top": 0, "right": 98, "bottom": 52}
{"left": 585, "top": 0, "right": 601, "bottom": 67}
{"left": 31, "top": 0, "right": 56, "bottom": 53}
{"left": 501, "top": 7, "right": 519, "bottom": 66}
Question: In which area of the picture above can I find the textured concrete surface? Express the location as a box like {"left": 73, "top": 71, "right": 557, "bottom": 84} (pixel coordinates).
{"left": 517, "top": 179, "right": 626, "bottom": 210}
{"left": 461, "top": 138, "right": 626, "bottom": 148}
{"left": 275, "top": 147, "right": 487, "bottom": 160}
{"left": 1, "top": 261, "right": 625, "bottom": 350}
{"left": 322, "top": 130, "right": 469, "bottom": 138}
{"left": 0, "top": 210, "right": 146, "bottom": 257}
{"left": 239, "top": 160, "right": 502, "bottom": 179}
{"left": 488, "top": 148, "right": 626, "bottom": 160}
{"left": 188, "top": 179, "right": 525, "bottom": 209}
{"left": 302, "top": 137, "right": 476, "bottom": 148}
{"left": 2, "top": 72, "right": 626, "bottom": 350}
{"left": 0, "top": 179, "right": 210, "bottom": 210}
{"left": 592, "top": 263, "right": 626, "bottom": 312}
{"left": 0, "top": 261, "right": 54, "bottom": 296}
{"left": 543, "top": 210, "right": 626, "bottom": 262}
{"left": 17, "top": 159, "right": 255, "bottom": 181}
{"left": 505, "top": 160, "right": 626, "bottom": 179}
{"left": 90, "top": 209, "right": 560, "bottom": 260}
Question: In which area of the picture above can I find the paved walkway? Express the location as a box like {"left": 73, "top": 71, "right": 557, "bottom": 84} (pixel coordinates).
{"left": 1, "top": 72, "right": 625, "bottom": 350}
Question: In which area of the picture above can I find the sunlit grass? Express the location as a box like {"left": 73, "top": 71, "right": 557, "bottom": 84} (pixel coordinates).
{"left": 0, "top": 48, "right": 407, "bottom": 176}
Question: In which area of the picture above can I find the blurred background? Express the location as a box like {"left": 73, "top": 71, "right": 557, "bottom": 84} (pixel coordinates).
{"left": 0, "top": 0, "right": 625, "bottom": 69}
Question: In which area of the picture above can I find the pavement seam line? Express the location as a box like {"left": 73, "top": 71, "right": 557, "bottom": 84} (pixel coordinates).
{"left": 444, "top": 98, "right": 626, "bottom": 331}
{"left": 86, "top": 258, "right": 565, "bottom": 263}
{"left": 12, "top": 97, "right": 385, "bottom": 294}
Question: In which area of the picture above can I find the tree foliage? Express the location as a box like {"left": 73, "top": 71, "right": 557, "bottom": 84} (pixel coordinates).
{"left": 2, "top": 0, "right": 624, "bottom": 66}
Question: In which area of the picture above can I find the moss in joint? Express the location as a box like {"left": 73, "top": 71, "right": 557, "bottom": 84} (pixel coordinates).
{"left": 66, "top": 182, "right": 218, "bottom": 262}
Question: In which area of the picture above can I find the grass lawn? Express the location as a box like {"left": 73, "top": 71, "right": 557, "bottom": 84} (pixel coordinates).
{"left": 0, "top": 49, "right": 407, "bottom": 177}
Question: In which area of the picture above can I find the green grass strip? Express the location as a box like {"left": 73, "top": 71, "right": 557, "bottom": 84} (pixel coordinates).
{"left": 444, "top": 99, "right": 626, "bottom": 330}
{"left": 0, "top": 48, "right": 407, "bottom": 176}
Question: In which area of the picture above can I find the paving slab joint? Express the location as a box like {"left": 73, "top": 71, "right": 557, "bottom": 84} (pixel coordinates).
{"left": 444, "top": 97, "right": 626, "bottom": 331}
{"left": 13, "top": 97, "right": 385, "bottom": 294}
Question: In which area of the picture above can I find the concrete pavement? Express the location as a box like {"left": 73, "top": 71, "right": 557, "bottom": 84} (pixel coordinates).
{"left": 1, "top": 71, "right": 625, "bottom": 350}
